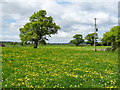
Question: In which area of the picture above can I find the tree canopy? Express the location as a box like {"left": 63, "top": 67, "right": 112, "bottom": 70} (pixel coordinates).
{"left": 85, "top": 33, "right": 98, "bottom": 46}
{"left": 70, "top": 34, "right": 84, "bottom": 46}
{"left": 102, "top": 26, "right": 120, "bottom": 51}
{"left": 19, "top": 10, "right": 60, "bottom": 48}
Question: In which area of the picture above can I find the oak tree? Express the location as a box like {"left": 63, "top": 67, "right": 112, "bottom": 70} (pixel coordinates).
{"left": 19, "top": 10, "right": 60, "bottom": 48}
{"left": 85, "top": 33, "right": 98, "bottom": 46}
{"left": 70, "top": 34, "right": 84, "bottom": 46}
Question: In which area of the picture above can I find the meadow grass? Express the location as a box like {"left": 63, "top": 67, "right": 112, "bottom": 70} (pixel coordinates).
{"left": 2, "top": 45, "right": 118, "bottom": 88}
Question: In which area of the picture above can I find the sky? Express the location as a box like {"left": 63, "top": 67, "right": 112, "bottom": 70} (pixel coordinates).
{"left": 1, "top": 0, "right": 119, "bottom": 43}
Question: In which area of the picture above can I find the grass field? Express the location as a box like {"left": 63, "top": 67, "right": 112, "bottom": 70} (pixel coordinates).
{"left": 2, "top": 45, "right": 118, "bottom": 88}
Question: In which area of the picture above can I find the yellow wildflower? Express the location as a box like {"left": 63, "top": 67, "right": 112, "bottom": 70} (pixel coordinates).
{"left": 22, "top": 82, "right": 24, "bottom": 85}
{"left": 30, "top": 85, "right": 34, "bottom": 88}
{"left": 18, "top": 79, "right": 23, "bottom": 81}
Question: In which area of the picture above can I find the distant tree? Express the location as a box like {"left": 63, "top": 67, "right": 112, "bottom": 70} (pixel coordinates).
{"left": 70, "top": 34, "right": 84, "bottom": 46}
{"left": 102, "top": 26, "right": 120, "bottom": 51}
{"left": 19, "top": 10, "right": 60, "bottom": 48}
{"left": 85, "top": 33, "right": 98, "bottom": 46}
{"left": 11, "top": 42, "right": 17, "bottom": 46}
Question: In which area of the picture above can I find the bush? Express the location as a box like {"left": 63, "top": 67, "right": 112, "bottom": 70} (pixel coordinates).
{"left": 96, "top": 42, "right": 103, "bottom": 46}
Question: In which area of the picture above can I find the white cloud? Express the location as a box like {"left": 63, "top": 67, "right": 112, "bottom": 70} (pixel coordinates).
{"left": 1, "top": 0, "right": 118, "bottom": 43}
{"left": 56, "top": 31, "right": 70, "bottom": 37}
{"left": 1, "top": 35, "right": 19, "bottom": 41}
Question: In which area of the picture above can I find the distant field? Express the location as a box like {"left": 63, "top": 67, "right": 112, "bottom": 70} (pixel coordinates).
{"left": 2, "top": 45, "right": 118, "bottom": 88}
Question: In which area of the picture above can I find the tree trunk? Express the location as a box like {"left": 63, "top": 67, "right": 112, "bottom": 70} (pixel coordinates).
{"left": 34, "top": 40, "right": 38, "bottom": 48}
{"left": 76, "top": 43, "right": 79, "bottom": 46}
{"left": 111, "top": 42, "right": 117, "bottom": 52}
{"left": 90, "top": 43, "right": 93, "bottom": 46}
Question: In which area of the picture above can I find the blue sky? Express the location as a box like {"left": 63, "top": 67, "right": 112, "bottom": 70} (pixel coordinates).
{"left": 1, "top": 0, "right": 119, "bottom": 43}
{"left": 4, "top": 19, "right": 16, "bottom": 23}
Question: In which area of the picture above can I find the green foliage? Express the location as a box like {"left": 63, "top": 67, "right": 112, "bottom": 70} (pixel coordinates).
{"left": 102, "top": 26, "right": 120, "bottom": 51}
{"left": 19, "top": 10, "right": 60, "bottom": 48}
{"left": 70, "top": 34, "right": 84, "bottom": 46}
{"left": 85, "top": 33, "right": 98, "bottom": 46}
{"left": 102, "top": 26, "right": 120, "bottom": 46}
{"left": 2, "top": 45, "right": 118, "bottom": 88}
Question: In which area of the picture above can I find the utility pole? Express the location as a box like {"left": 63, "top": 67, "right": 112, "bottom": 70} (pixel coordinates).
{"left": 94, "top": 18, "right": 98, "bottom": 51}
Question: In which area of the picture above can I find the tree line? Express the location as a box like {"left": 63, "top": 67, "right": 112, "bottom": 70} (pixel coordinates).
{"left": 70, "top": 33, "right": 98, "bottom": 46}
{"left": 19, "top": 10, "right": 120, "bottom": 51}
{"left": 70, "top": 26, "right": 119, "bottom": 46}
